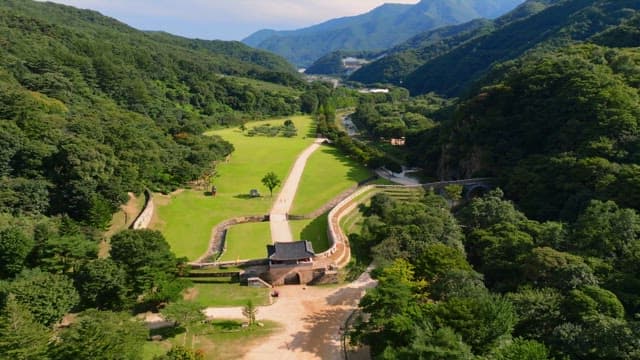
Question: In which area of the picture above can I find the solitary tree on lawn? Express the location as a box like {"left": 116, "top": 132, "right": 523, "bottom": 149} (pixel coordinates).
{"left": 262, "top": 172, "right": 281, "bottom": 197}
{"left": 242, "top": 300, "right": 258, "bottom": 327}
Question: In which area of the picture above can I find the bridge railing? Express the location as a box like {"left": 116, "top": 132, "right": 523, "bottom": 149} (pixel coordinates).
{"left": 319, "top": 185, "right": 377, "bottom": 259}
{"left": 373, "top": 178, "right": 494, "bottom": 189}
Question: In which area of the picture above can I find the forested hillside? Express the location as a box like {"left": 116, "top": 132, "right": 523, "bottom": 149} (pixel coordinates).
{"left": 349, "top": 18, "right": 495, "bottom": 84}
{"left": 419, "top": 45, "right": 640, "bottom": 221}
{"left": 351, "top": 190, "right": 640, "bottom": 359}
{"left": 0, "top": 2, "right": 350, "bottom": 358}
{"left": 351, "top": 0, "right": 640, "bottom": 97}
{"left": 0, "top": 0, "right": 307, "bottom": 228}
{"left": 243, "top": 0, "right": 523, "bottom": 67}
{"left": 345, "top": 2, "right": 640, "bottom": 358}
{"left": 406, "top": 0, "right": 640, "bottom": 96}
{"left": 349, "top": 0, "right": 554, "bottom": 85}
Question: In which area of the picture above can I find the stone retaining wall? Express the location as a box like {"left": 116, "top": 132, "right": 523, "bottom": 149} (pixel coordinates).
{"left": 132, "top": 190, "right": 154, "bottom": 230}
{"left": 190, "top": 258, "right": 269, "bottom": 269}
{"left": 318, "top": 185, "right": 376, "bottom": 259}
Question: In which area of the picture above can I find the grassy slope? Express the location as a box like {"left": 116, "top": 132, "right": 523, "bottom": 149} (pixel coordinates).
{"left": 289, "top": 212, "right": 330, "bottom": 252}
{"left": 219, "top": 222, "right": 272, "bottom": 261}
{"left": 154, "top": 116, "right": 314, "bottom": 260}
{"left": 291, "top": 146, "right": 372, "bottom": 215}
{"left": 287, "top": 145, "right": 371, "bottom": 253}
{"left": 156, "top": 116, "right": 372, "bottom": 260}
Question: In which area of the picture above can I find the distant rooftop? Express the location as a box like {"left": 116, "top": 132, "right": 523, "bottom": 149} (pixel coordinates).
{"left": 267, "top": 241, "right": 315, "bottom": 261}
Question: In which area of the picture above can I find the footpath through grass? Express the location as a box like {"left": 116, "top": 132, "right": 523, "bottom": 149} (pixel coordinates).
{"left": 154, "top": 116, "right": 315, "bottom": 260}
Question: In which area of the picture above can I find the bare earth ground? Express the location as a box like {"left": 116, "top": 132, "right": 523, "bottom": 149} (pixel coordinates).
{"left": 204, "top": 269, "right": 376, "bottom": 360}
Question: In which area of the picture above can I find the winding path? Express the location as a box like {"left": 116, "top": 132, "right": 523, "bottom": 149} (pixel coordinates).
{"left": 270, "top": 138, "right": 326, "bottom": 243}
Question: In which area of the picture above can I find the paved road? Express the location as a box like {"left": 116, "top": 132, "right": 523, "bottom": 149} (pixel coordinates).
{"left": 204, "top": 268, "right": 377, "bottom": 360}
{"left": 270, "top": 138, "right": 326, "bottom": 243}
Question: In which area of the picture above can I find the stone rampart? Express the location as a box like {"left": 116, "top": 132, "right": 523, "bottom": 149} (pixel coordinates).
{"left": 132, "top": 190, "right": 154, "bottom": 230}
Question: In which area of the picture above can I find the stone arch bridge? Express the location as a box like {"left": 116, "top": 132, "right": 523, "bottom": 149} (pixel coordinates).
{"left": 375, "top": 178, "right": 495, "bottom": 200}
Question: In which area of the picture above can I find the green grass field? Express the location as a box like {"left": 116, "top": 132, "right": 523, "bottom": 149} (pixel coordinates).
{"left": 188, "top": 282, "right": 271, "bottom": 307}
{"left": 291, "top": 146, "right": 372, "bottom": 215}
{"left": 219, "top": 222, "right": 272, "bottom": 261}
{"left": 289, "top": 212, "right": 330, "bottom": 252}
{"left": 154, "top": 116, "right": 315, "bottom": 260}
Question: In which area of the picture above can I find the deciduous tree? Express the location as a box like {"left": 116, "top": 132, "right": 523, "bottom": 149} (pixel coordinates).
{"left": 6, "top": 269, "right": 79, "bottom": 326}
{"left": 0, "top": 226, "right": 33, "bottom": 279}
{"left": 261, "top": 171, "right": 281, "bottom": 197}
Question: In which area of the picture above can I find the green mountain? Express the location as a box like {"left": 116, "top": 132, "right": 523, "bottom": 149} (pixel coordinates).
{"left": 0, "top": 0, "right": 304, "bottom": 227}
{"left": 350, "top": 0, "right": 557, "bottom": 85}
{"left": 394, "top": 0, "right": 640, "bottom": 96}
{"left": 243, "top": 0, "right": 525, "bottom": 67}
{"left": 349, "top": 18, "right": 496, "bottom": 83}
{"left": 404, "top": 3, "right": 640, "bottom": 220}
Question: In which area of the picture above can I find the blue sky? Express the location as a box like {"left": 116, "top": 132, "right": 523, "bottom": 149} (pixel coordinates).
{"left": 42, "top": 0, "right": 419, "bottom": 40}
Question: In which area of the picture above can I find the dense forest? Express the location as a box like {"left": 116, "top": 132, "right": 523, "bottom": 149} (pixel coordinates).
{"left": 411, "top": 44, "right": 640, "bottom": 221}
{"left": 345, "top": 2, "right": 640, "bottom": 359}
{"left": 3, "top": 0, "right": 640, "bottom": 359}
{"left": 351, "top": 190, "right": 640, "bottom": 359}
{"left": 0, "top": 2, "right": 332, "bottom": 357}
{"left": 0, "top": 0, "right": 316, "bottom": 228}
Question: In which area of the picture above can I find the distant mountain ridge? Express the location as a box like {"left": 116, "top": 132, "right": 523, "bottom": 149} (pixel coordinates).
{"left": 351, "top": 0, "right": 640, "bottom": 97}
{"left": 350, "top": 0, "right": 555, "bottom": 85}
{"left": 243, "top": 0, "right": 525, "bottom": 67}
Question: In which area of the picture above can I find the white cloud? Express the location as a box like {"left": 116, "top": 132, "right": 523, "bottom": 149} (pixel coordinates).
{"left": 38, "top": 0, "right": 419, "bottom": 39}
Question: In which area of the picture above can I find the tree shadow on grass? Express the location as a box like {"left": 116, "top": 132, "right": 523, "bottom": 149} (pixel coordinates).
{"left": 150, "top": 325, "right": 185, "bottom": 339}
{"left": 212, "top": 320, "right": 243, "bottom": 331}
{"left": 298, "top": 213, "right": 329, "bottom": 252}
{"left": 305, "top": 120, "right": 319, "bottom": 139}
{"left": 233, "top": 193, "right": 268, "bottom": 200}
{"left": 233, "top": 194, "right": 254, "bottom": 200}
{"left": 320, "top": 146, "right": 375, "bottom": 184}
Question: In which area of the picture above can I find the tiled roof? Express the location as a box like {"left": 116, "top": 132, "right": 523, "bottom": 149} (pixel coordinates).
{"left": 267, "top": 241, "right": 315, "bottom": 261}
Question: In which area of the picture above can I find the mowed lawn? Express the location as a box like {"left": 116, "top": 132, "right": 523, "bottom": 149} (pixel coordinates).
{"left": 291, "top": 146, "right": 372, "bottom": 215}
{"left": 289, "top": 212, "right": 330, "bottom": 252}
{"left": 219, "top": 222, "right": 272, "bottom": 261}
{"left": 154, "top": 116, "right": 315, "bottom": 260}
{"left": 189, "top": 282, "right": 271, "bottom": 307}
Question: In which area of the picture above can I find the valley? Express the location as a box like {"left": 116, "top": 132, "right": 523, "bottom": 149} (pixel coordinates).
{"left": 3, "top": 1, "right": 640, "bottom": 360}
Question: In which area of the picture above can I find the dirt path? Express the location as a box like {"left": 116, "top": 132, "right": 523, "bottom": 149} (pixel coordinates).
{"left": 270, "top": 138, "right": 326, "bottom": 243}
{"left": 204, "top": 269, "right": 376, "bottom": 360}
